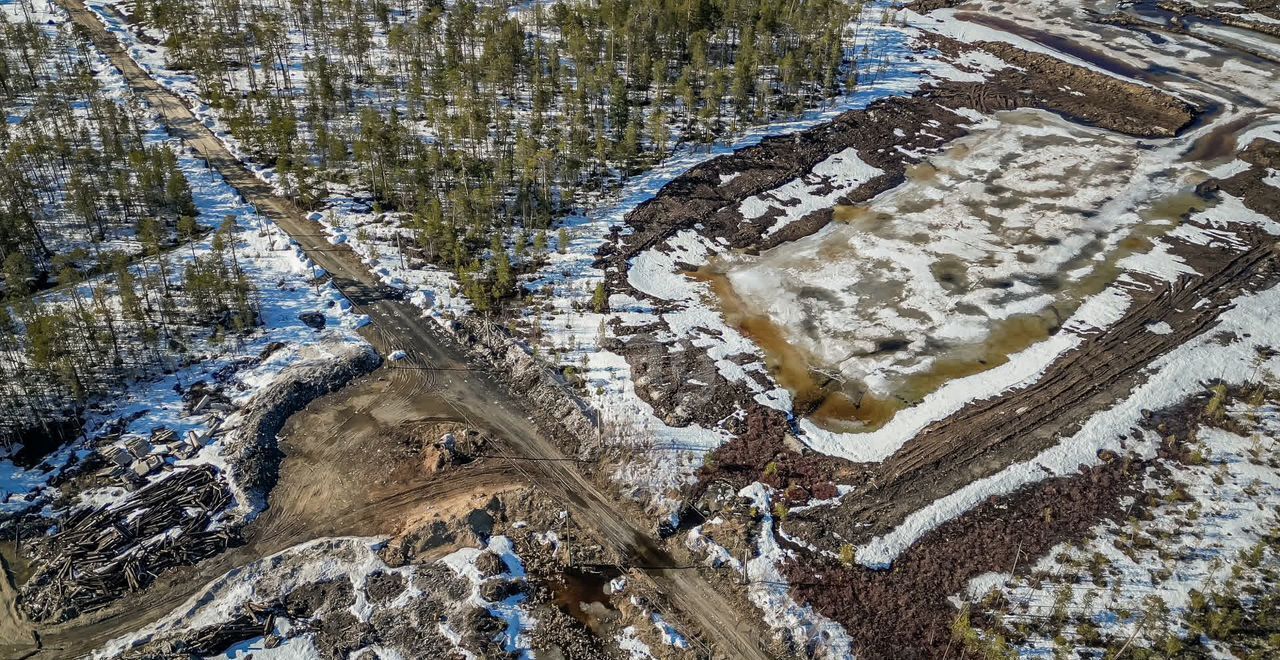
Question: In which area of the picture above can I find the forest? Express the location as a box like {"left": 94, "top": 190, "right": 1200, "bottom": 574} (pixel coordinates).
{"left": 127, "top": 0, "right": 870, "bottom": 308}
{"left": 1, "top": 5, "right": 259, "bottom": 447}
{"left": 1, "top": 0, "right": 880, "bottom": 444}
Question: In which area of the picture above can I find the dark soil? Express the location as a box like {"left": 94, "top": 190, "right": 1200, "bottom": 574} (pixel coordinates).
{"left": 696, "top": 407, "right": 859, "bottom": 504}
{"left": 781, "top": 454, "right": 1149, "bottom": 658}
{"left": 1211, "top": 138, "right": 1280, "bottom": 218}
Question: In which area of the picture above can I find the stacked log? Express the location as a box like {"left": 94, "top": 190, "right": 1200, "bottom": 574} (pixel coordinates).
{"left": 18, "top": 465, "right": 240, "bottom": 623}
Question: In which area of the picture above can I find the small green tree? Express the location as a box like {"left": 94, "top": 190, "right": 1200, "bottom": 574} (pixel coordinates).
{"left": 592, "top": 282, "right": 607, "bottom": 313}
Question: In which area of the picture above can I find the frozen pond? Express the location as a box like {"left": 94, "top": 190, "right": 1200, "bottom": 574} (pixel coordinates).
{"left": 702, "top": 108, "right": 1213, "bottom": 431}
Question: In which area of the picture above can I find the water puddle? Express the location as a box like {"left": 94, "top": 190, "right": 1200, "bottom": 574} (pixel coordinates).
{"left": 550, "top": 565, "right": 622, "bottom": 636}
{"left": 694, "top": 107, "right": 1224, "bottom": 433}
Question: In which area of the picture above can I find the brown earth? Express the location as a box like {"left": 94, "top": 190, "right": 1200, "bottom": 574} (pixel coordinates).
{"left": 782, "top": 454, "right": 1150, "bottom": 658}
{"left": 13, "top": 357, "right": 519, "bottom": 657}
{"left": 780, "top": 382, "right": 1272, "bottom": 658}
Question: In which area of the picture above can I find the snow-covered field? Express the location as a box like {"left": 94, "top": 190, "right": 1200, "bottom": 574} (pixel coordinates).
{"left": 834, "top": 4, "right": 1280, "bottom": 569}
{"left": 722, "top": 108, "right": 1166, "bottom": 403}
{"left": 670, "top": 3, "right": 1280, "bottom": 650}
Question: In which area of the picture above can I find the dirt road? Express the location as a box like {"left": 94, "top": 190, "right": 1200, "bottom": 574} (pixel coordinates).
{"left": 47, "top": 1, "right": 771, "bottom": 657}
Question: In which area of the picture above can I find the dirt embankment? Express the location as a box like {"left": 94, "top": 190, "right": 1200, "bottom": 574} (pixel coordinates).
{"left": 1158, "top": 1, "right": 1280, "bottom": 38}
{"left": 601, "top": 33, "right": 1197, "bottom": 448}
{"left": 443, "top": 316, "right": 599, "bottom": 459}
{"left": 1099, "top": 5, "right": 1280, "bottom": 65}
{"left": 602, "top": 36, "right": 1194, "bottom": 275}
{"left": 227, "top": 344, "right": 382, "bottom": 512}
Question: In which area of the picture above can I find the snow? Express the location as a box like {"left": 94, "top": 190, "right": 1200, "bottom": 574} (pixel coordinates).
{"left": 650, "top": 610, "right": 690, "bottom": 649}
{"left": 855, "top": 279, "right": 1280, "bottom": 568}
{"left": 96, "top": 534, "right": 536, "bottom": 658}
{"left": 738, "top": 147, "right": 884, "bottom": 238}
{"left": 95, "top": 537, "right": 403, "bottom": 657}
{"left": 441, "top": 535, "right": 536, "bottom": 658}
{"left": 216, "top": 626, "right": 321, "bottom": 660}
{"left": 963, "top": 409, "right": 1280, "bottom": 652}
{"left": 721, "top": 107, "right": 1198, "bottom": 432}
{"left": 735, "top": 483, "right": 855, "bottom": 658}
{"left": 617, "top": 626, "right": 654, "bottom": 659}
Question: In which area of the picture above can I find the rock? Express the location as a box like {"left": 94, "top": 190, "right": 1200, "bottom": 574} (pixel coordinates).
{"left": 466, "top": 509, "right": 494, "bottom": 541}
{"left": 257, "top": 341, "right": 287, "bottom": 362}
{"left": 479, "top": 578, "right": 523, "bottom": 602}
{"left": 474, "top": 551, "right": 507, "bottom": 579}
{"left": 298, "top": 311, "right": 326, "bottom": 330}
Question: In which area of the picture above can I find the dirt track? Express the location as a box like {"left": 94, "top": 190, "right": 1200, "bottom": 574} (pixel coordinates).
{"left": 38, "top": 1, "right": 775, "bottom": 658}
{"left": 24, "top": 364, "right": 518, "bottom": 658}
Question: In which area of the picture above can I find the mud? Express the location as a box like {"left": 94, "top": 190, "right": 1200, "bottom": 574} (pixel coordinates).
{"left": 226, "top": 343, "right": 381, "bottom": 511}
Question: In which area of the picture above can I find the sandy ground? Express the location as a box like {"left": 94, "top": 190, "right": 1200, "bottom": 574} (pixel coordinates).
{"left": 16, "top": 356, "right": 517, "bottom": 658}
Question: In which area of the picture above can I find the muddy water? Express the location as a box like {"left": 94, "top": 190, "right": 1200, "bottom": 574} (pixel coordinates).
{"left": 691, "top": 266, "right": 907, "bottom": 428}
{"left": 550, "top": 566, "right": 621, "bottom": 635}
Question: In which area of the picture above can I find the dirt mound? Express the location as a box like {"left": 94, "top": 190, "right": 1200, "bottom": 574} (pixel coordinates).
{"left": 696, "top": 407, "right": 855, "bottom": 503}
{"left": 226, "top": 343, "right": 381, "bottom": 511}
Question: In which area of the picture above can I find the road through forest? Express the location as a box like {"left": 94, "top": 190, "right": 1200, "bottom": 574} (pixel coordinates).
{"left": 45, "top": 1, "right": 774, "bottom": 657}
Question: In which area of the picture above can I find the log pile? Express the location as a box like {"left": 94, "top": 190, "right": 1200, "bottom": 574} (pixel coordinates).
{"left": 19, "top": 465, "right": 239, "bottom": 623}
{"left": 119, "top": 606, "right": 278, "bottom": 659}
